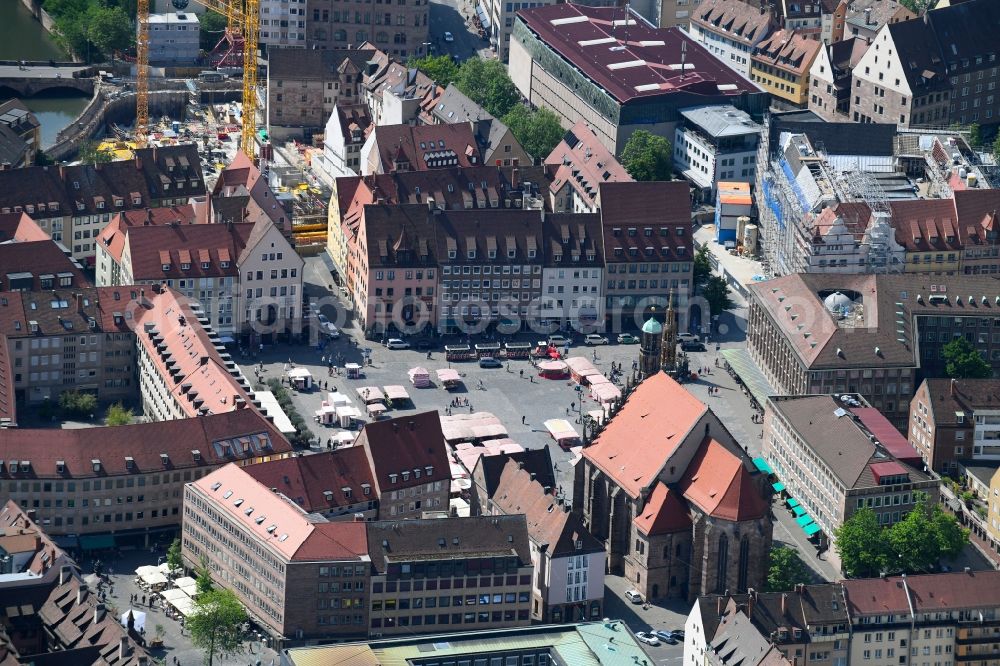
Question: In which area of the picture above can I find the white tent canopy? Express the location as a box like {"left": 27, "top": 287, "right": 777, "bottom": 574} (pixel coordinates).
{"left": 160, "top": 588, "right": 189, "bottom": 603}
{"left": 120, "top": 610, "right": 146, "bottom": 632}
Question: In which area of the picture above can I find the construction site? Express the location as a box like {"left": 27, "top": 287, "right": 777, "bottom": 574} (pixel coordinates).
{"left": 752, "top": 114, "right": 997, "bottom": 279}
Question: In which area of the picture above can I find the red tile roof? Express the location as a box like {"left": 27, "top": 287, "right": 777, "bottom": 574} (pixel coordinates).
{"left": 111, "top": 222, "right": 255, "bottom": 280}
{"left": 582, "top": 372, "right": 707, "bottom": 498}
{"left": 492, "top": 458, "right": 603, "bottom": 556}
{"left": 545, "top": 122, "right": 632, "bottom": 205}
{"left": 0, "top": 240, "right": 89, "bottom": 291}
{"left": 0, "top": 212, "right": 48, "bottom": 242}
{"left": 844, "top": 571, "right": 1000, "bottom": 615}
{"left": 680, "top": 437, "right": 769, "bottom": 521}
{"left": 954, "top": 189, "right": 1000, "bottom": 246}
{"left": 243, "top": 446, "right": 376, "bottom": 514}
{"left": 887, "top": 198, "right": 961, "bottom": 252}
{"left": 633, "top": 481, "right": 692, "bottom": 535}
{"left": 0, "top": 287, "right": 134, "bottom": 339}
{"left": 752, "top": 29, "right": 821, "bottom": 77}
{"left": 131, "top": 287, "right": 255, "bottom": 417}
{"left": 193, "top": 463, "right": 369, "bottom": 562}
{"left": 868, "top": 461, "right": 909, "bottom": 484}
{"left": 369, "top": 123, "right": 481, "bottom": 173}
{"left": 599, "top": 181, "right": 693, "bottom": 264}
{"left": 0, "top": 409, "right": 289, "bottom": 478}
{"left": 516, "top": 4, "right": 761, "bottom": 105}
{"left": 357, "top": 411, "right": 450, "bottom": 494}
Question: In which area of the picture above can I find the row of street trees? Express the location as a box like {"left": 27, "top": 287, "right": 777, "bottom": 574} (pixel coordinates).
{"left": 834, "top": 495, "right": 968, "bottom": 578}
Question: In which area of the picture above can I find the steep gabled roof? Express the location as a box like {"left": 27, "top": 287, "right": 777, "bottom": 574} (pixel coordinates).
{"left": 633, "top": 481, "right": 692, "bottom": 536}
{"left": 680, "top": 437, "right": 768, "bottom": 521}
{"left": 491, "top": 459, "right": 603, "bottom": 557}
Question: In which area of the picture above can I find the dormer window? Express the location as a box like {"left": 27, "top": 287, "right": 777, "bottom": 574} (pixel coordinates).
{"left": 191, "top": 449, "right": 202, "bottom": 462}
{"left": 92, "top": 459, "right": 102, "bottom": 472}
{"left": 425, "top": 466, "right": 433, "bottom": 476}
{"left": 362, "top": 483, "right": 371, "bottom": 495}
{"left": 162, "top": 263, "right": 170, "bottom": 272}
{"left": 125, "top": 456, "right": 135, "bottom": 470}
{"left": 489, "top": 250, "right": 497, "bottom": 259}
{"left": 468, "top": 250, "right": 476, "bottom": 259}
{"left": 528, "top": 249, "right": 536, "bottom": 258}
{"left": 201, "top": 262, "right": 210, "bottom": 269}
{"left": 73, "top": 181, "right": 80, "bottom": 190}
{"left": 414, "top": 468, "right": 421, "bottom": 479}
{"left": 448, "top": 250, "right": 456, "bottom": 259}
{"left": 389, "top": 473, "right": 398, "bottom": 484}
{"left": 342, "top": 487, "right": 352, "bottom": 498}
{"left": 133, "top": 196, "right": 141, "bottom": 205}
{"left": 220, "top": 261, "right": 230, "bottom": 268}
{"left": 57, "top": 460, "right": 65, "bottom": 473}
{"left": 401, "top": 471, "right": 410, "bottom": 481}
{"left": 181, "top": 263, "right": 190, "bottom": 270}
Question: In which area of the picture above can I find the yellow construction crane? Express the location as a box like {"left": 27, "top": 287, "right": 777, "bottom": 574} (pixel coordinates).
{"left": 135, "top": 0, "right": 260, "bottom": 156}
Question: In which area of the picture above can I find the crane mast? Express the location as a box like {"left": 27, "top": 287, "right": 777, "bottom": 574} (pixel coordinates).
{"left": 135, "top": 0, "right": 260, "bottom": 157}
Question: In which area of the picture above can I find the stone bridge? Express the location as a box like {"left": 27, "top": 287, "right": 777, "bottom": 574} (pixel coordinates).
{"left": 0, "top": 63, "right": 96, "bottom": 97}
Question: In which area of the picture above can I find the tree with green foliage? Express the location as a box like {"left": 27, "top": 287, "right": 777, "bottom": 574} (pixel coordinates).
{"left": 765, "top": 546, "right": 812, "bottom": 592}
{"left": 196, "top": 555, "right": 214, "bottom": 595}
{"left": 887, "top": 494, "right": 967, "bottom": 573}
{"left": 77, "top": 140, "right": 113, "bottom": 165}
{"left": 899, "top": 0, "right": 932, "bottom": 12}
{"left": 620, "top": 130, "right": 672, "bottom": 181}
{"left": 968, "top": 123, "right": 982, "bottom": 149}
{"left": 199, "top": 10, "right": 229, "bottom": 52}
{"left": 943, "top": 337, "right": 992, "bottom": 379}
{"left": 702, "top": 275, "right": 734, "bottom": 318}
{"left": 993, "top": 136, "right": 1000, "bottom": 164}
{"left": 834, "top": 507, "right": 889, "bottom": 578}
{"left": 187, "top": 588, "right": 248, "bottom": 666}
{"left": 104, "top": 402, "right": 134, "bottom": 426}
{"left": 166, "top": 537, "right": 184, "bottom": 575}
{"left": 50, "top": 1, "right": 133, "bottom": 62}
{"left": 454, "top": 59, "right": 520, "bottom": 119}
{"left": 59, "top": 391, "right": 98, "bottom": 418}
{"left": 410, "top": 54, "right": 460, "bottom": 87}
{"left": 502, "top": 105, "right": 564, "bottom": 161}
{"left": 693, "top": 244, "right": 712, "bottom": 288}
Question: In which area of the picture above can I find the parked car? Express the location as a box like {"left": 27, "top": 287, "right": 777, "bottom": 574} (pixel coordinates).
{"left": 624, "top": 589, "right": 643, "bottom": 604}
{"left": 653, "top": 631, "right": 678, "bottom": 645}
{"left": 478, "top": 357, "right": 502, "bottom": 368}
{"left": 322, "top": 323, "right": 340, "bottom": 339}
{"left": 680, "top": 341, "right": 706, "bottom": 352}
{"left": 670, "top": 629, "right": 685, "bottom": 639}
{"left": 547, "top": 334, "right": 570, "bottom": 347}
{"left": 617, "top": 333, "right": 639, "bottom": 344}
{"left": 385, "top": 338, "right": 410, "bottom": 349}
{"left": 677, "top": 332, "right": 699, "bottom": 343}
{"left": 584, "top": 334, "right": 609, "bottom": 346}
{"left": 635, "top": 632, "right": 660, "bottom": 646}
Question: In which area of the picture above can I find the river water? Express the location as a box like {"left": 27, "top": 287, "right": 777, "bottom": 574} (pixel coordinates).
{"left": 0, "top": 2, "right": 89, "bottom": 148}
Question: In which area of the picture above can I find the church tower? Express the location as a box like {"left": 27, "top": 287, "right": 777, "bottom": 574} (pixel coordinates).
{"left": 639, "top": 313, "right": 663, "bottom": 378}
{"left": 660, "top": 291, "right": 678, "bottom": 373}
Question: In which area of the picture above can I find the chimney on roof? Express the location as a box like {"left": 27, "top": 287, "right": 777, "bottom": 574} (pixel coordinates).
{"left": 951, "top": 378, "right": 957, "bottom": 397}
{"left": 77, "top": 586, "right": 87, "bottom": 606}
{"left": 717, "top": 596, "right": 723, "bottom": 615}
{"left": 748, "top": 588, "right": 755, "bottom": 617}
{"left": 134, "top": 154, "right": 142, "bottom": 170}
{"left": 795, "top": 583, "right": 805, "bottom": 594}
{"left": 58, "top": 165, "right": 65, "bottom": 181}
{"left": 781, "top": 593, "right": 787, "bottom": 616}
{"left": 94, "top": 603, "right": 106, "bottom": 624}
{"left": 543, "top": 485, "right": 552, "bottom": 495}
{"left": 76, "top": 293, "right": 84, "bottom": 312}
{"left": 60, "top": 565, "right": 73, "bottom": 585}
{"left": 146, "top": 207, "right": 153, "bottom": 225}
{"left": 512, "top": 168, "right": 519, "bottom": 191}
{"left": 119, "top": 636, "right": 129, "bottom": 661}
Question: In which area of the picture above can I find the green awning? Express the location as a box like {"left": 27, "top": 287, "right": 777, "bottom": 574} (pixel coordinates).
{"left": 786, "top": 497, "right": 800, "bottom": 508}
{"left": 792, "top": 505, "right": 807, "bottom": 517}
{"left": 754, "top": 457, "right": 773, "bottom": 474}
{"left": 79, "top": 534, "right": 115, "bottom": 550}
{"left": 771, "top": 482, "right": 785, "bottom": 492}
{"left": 795, "top": 514, "right": 815, "bottom": 527}
{"left": 804, "top": 523, "right": 823, "bottom": 536}
{"left": 721, "top": 348, "right": 777, "bottom": 409}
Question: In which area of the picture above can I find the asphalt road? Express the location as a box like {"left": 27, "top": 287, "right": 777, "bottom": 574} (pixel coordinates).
{"left": 429, "top": 0, "right": 494, "bottom": 60}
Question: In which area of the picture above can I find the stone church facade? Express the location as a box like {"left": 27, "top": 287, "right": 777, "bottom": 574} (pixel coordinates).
{"left": 574, "top": 372, "right": 772, "bottom": 602}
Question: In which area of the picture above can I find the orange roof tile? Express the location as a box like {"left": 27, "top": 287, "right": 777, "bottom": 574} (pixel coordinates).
{"left": 633, "top": 482, "right": 692, "bottom": 536}
{"left": 582, "top": 373, "right": 707, "bottom": 498}
{"left": 680, "top": 437, "right": 769, "bottom": 521}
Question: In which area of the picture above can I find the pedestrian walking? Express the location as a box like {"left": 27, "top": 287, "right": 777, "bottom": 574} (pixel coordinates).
{"left": 519, "top": 369, "right": 524, "bottom": 378}
{"left": 521, "top": 415, "right": 526, "bottom": 424}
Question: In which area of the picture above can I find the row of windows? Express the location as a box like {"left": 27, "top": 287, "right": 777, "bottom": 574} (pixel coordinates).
{"left": 372, "top": 610, "right": 529, "bottom": 628}
{"left": 372, "top": 592, "right": 528, "bottom": 610}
